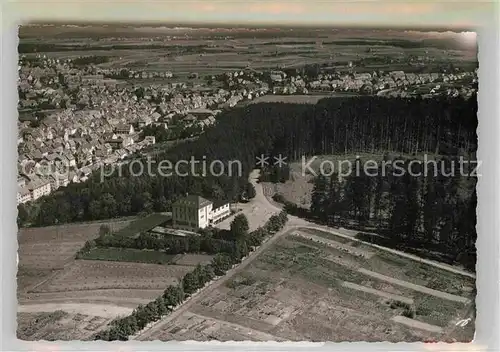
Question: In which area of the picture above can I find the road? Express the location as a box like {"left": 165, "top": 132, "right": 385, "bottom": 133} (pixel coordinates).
{"left": 134, "top": 169, "right": 475, "bottom": 340}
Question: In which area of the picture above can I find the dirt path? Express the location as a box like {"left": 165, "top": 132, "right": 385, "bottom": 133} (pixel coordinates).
{"left": 341, "top": 281, "right": 414, "bottom": 305}
{"left": 358, "top": 268, "right": 471, "bottom": 304}
{"left": 391, "top": 315, "right": 443, "bottom": 333}
{"left": 18, "top": 303, "right": 132, "bottom": 319}
{"left": 293, "top": 232, "right": 375, "bottom": 259}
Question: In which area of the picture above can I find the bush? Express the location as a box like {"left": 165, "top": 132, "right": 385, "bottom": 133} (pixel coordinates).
{"left": 402, "top": 306, "right": 416, "bottom": 319}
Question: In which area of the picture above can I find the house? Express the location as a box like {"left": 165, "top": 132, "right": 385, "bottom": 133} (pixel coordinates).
{"left": 187, "top": 108, "right": 214, "bottom": 120}
{"left": 17, "top": 186, "right": 32, "bottom": 204}
{"left": 115, "top": 123, "right": 135, "bottom": 135}
{"left": 172, "top": 194, "right": 232, "bottom": 231}
{"left": 64, "top": 152, "right": 76, "bottom": 167}
{"left": 122, "top": 136, "right": 134, "bottom": 148}
{"left": 28, "top": 178, "right": 51, "bottom": 200}
{"left": 138, "top": 116, "right": 152, "bottom": 128}
{"left": 48, "top": 174, "right": 69, "bottom": 191}
{"left": 17, "top": 176, "right": 26, "bottom": 187}
{"left": 210, "top": 200, "right": 231, "bottom": 224}
{"left": 184, "top": 114, "right": 197, "bottom": 124}
{"left": 106, "top": 138, "right": 123, "bottom": 150}
{"left": 172, "top": 195, "right": 213, "bottom": 231}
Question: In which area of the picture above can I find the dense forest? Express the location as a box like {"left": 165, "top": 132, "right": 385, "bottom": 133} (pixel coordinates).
{"left": 19, "top": 96, "right": 478, "bottom": 258}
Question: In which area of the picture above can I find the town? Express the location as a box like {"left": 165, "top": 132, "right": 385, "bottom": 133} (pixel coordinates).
{"left": 17, "top": 51, "right": 477, "bottom": 204}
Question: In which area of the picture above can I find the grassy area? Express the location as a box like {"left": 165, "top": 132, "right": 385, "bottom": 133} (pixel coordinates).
{"left": 413, "top": 293, "right": 468, "bottom": 327}
{"left": 78, "top": 247, "right": 176, "bottom": 265}
{"left": 113, "top": 213, "right": 171, "bottom": 238}
{"left": 17, "top": 310, "right": 68, "bottom": 340}
{"left": 257, "top": 239, "right": 368, "bottom": 287}
{"left": 225, "top": 272, "right": 258, "bottom": 289}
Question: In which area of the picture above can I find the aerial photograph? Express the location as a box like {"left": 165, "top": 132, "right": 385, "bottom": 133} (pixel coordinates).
{"left": 16, "top": 23, "right": 477, "bottom": 342}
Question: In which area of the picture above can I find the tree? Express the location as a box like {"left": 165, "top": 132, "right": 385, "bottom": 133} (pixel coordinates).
{"left": 163, "top": 285, "right": 185, "bottom": 306}
{"left": 246, "top": 182, "right": 257, "bottom": 199}
{"left": 326, "top": 172, "right": 343, "bottom": 226}
{"left": 154, "top": 296, "right": 170, "bottom": 316}
{"left": 153, "top": 195, "right": 168, "bottom": 212}
{"left": 211, "top": 253, "right": 233, "bottom": 275}
{"left": 88, "top": 200, "right": 101, "bottom": 219}
{"left": 134, "top": 87, "right": 145, "bottom": 100}
{"left": 101, "top": 193, "right": 118, "bottom": 218}
{"left": 230, "top": 214, "right": 249, "bottom": 238}
{"left": 310, "top": 175, "right": 329, "bottom": 221}
{"left": 182, "top": 271, "right": 199, "bottom": 294}
{"left": 17, "top": 204, "right": 29, "bottom": 226}
{"left": 81, "top": 240, "right": 94, "bottom": 253}
{"left": 343, "top": 160, "right": 372, "bottom": 223}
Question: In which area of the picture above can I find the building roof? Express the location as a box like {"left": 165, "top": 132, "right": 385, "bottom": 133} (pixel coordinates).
{"left": 173, "top": 194, "right": 212, "bottom": 209}
{"left": 213, "top": 199, "right": 230, "bottom": 209}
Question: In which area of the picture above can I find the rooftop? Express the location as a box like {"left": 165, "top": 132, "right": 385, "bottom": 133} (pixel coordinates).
{"left": 213, "top": 199, "right": 230, "bottom": 209}
{"left": 173, "top": 194, "right": 213, "bottom": 209}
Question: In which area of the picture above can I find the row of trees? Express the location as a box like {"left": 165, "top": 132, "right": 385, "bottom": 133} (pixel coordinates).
{"left": 94, "top": 211, "right": 288, "bottom": 341}
{"left": 77, "top": 212, "right": 287, "bottom": 261}
{"left": 18, "top": 96, "right": 476, "bottom": 228}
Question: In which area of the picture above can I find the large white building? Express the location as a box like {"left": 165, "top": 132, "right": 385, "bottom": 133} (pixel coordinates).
{"left": 28, "top": 178, "right": 51, "bottom": 201}
{"left": 172, "top": 195, "right": 231, "bottom": 231}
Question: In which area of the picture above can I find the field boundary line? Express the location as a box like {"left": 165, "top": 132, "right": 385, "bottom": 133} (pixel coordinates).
{"left": 341, "top": 281, "right": 414, "bottom": 305}
{"left": 392, "top": 315, "right": 444, "bottom": 333}
{"left": 291, "top": 232, "right": 375, "bottom": 259}
{"left": 358, "top": 268, "right": 471, "bottom": 304}
{"left": 183, "top": 311, "right": 283, "bottom": 341}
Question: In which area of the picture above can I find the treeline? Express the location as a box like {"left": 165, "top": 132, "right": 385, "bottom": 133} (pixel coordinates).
{"left": 94, "top": 211, "right": 288, "bottom": 341}
{"left": 18, "top": 96, "right": 476, "bottom": 228}
{"left": 275, "top": 156, "right": 477, "bottom": 271}
{"left": 77, "top": 213, "right": 287, "bottom": 260}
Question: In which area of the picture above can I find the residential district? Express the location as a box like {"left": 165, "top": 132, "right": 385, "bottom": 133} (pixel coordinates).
{"left": 17, "top": 54, "right": 477, "bottom": 205}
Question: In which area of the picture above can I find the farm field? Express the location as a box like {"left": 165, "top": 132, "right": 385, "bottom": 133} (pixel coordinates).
{"left": 16, "top": 217, "right": 199, "bottom": 340}
{"left": 29, "top": 260, "right": 192, "bottom": 293}
{"left": 17, "top": 259, "right": 193, "bottom": 339}
{"left": 139, "top": 229, "right": 475, "bottom": 342}
{"left": 17, "top": 311, "right": 115, "bottom": 341}
{"left": 173, "top": 254, "right": 215, "bottom": 266}
{"left": 17, "top": 218, "right": 135, "bottom": 293}
{"left": 19, "top": 26, "right": 477, "bottom": 80}
{"left": 77, "top": 247, "right": 176, "bottom": 264}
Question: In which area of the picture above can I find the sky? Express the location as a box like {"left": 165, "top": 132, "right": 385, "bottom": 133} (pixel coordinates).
{"left": 5, "top": 0, "right": 495, "bottom": 29}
